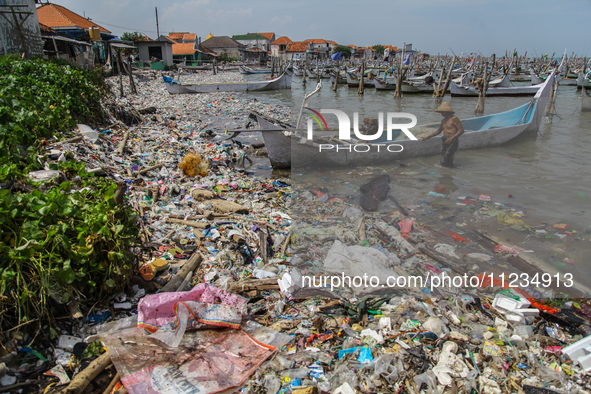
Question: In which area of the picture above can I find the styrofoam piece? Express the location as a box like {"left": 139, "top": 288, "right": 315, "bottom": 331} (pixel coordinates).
{"left": 57, "top": 335, "right": 82, "bottom": 352}
{"left": 277, "top": 268, "right": 302, "bottom": 298}
{"left": 562, "top": 335, "right": 591, "bottom": 371}
{"left": 492, "top": 294, "right": 520, "bottom": 312}
{"left": 514, "top": 307, "right": 539, "bottom": 316}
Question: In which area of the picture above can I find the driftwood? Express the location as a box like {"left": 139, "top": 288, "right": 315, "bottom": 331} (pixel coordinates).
{"left": 166, "top": 218, "right": 210, "bottom": 229}
{"left": 388, "top": 195, "right": 410, "bottom": 216}
{"left": 136, "top": 163, "right": 163, "bottom": 176}
{"left": 64, "top": 351, "right": 111, "bottom": 394}
{"left": 160, "top": 253, "right": 203, "bottom": 293}
{"left": 117, "top": 130, "right": 131, "bottom": 155}
{"left": 230, "top": 278, "right": 279, "bottom": 294}
{"left": 102, "top": 372, "right": 120, "bottom": 394}
{"left": 50, "top": 136, "right": 83, "bottom": 146}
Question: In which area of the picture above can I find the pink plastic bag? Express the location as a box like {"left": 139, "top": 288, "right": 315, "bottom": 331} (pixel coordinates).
{"left": 101, "top": 326, "right": 275, "bottom": 394}
{"left": 137, "top": 284, "right": 247, "bottom": 333}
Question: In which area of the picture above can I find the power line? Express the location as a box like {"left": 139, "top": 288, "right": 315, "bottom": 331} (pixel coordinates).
{"left": 90, "top": 19, "right": 161, "bottom": 35}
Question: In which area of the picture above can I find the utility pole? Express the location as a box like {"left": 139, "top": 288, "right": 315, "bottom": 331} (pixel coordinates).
{"left": 155, "top": 7, "right": 160, "bottom": 38}
{"left": 0, "top": 4, "right": 32, "bottom": 58}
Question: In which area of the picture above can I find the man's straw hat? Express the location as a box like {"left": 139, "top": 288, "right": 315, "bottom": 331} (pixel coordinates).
{"left": 434, "top": 102, "right": 455, "bottom": 114}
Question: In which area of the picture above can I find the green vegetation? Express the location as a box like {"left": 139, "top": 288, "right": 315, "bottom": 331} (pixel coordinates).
{"left": 372, "top": 45, "right": 385, "bottom": 55}
{"left": 0, "top": 56, "right": 139, "bottom": 330}
{"left": 0, "top": 55, "right": 105, "bottom": 170}
{"left": 120, "top": 31, "right": 150, "bottom": 41}
{"left": 332, "top": 45, "right": 353, "bottom": 58}
{"left": 220, "top": 53, "right": 237, "bottom": 62}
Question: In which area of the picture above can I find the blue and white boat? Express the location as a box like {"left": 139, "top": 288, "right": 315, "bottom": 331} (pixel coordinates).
{"left": 254, "top": 70, "right": 556, "bottom": 168}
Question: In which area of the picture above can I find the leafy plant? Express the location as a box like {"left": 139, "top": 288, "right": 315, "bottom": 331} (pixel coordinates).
{"left": 332, "top": 45, "right": 352, "bottom": 58}
{"left": 0, "top": 56, "right": 139, "bottom": 330}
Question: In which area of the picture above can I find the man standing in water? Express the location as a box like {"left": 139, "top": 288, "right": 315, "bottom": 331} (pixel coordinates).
{"left": 421, "top": 102, "right": 465, "bottom": 167}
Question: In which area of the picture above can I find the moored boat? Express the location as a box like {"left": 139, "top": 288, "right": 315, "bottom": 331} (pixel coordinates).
{"left": 238, "top": 65, "right": 272, "bottom": 75}
{"left": 450, "top": 80, "right": 544, "bottom": 97}
{"left": 582, "top": 87, "right": 591, "bottom": 112}
{"left": 254, "top": 71, "right": 555, "bottom": 169}
{"left": 163, "top": 73, "right": 292, "bottom": 94}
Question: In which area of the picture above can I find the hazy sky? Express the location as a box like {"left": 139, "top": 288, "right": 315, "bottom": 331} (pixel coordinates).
{"left": 51, "top": 0, "right": 591, "bottom": 56}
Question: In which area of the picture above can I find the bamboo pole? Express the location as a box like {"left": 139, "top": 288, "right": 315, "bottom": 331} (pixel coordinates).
{"left": 434, "top": 55, "right": 445, "bottom": 97}
{"left": 394, "top": 43, "right": 405, "bottom": 98}
{"left": 475, "top": 60, "right": 488, "bottom": 115}
{"left": 116, "top": 48, "right": 124, "bottom": 97}
{"left": 358, "top": 60, "right": 365, "bottom": 95}
{"left": 437, "top": 55, "right": 456, "bottom": 97}
{"left": 166, "top": 217, "right": 210, "bottom": 229}
{"left": 333, "top": 63, "right": 339, "bottom": 91}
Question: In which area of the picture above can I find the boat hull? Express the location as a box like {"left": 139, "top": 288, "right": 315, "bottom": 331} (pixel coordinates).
{"left": 257, "top": 72, "right": 554, "bottom": 169}
{"left": 450, "top": 81, "right": 542, "bottom": 97}
{"left": 164, "top": 73, "right": 292, "bottom": 94}
{"left": 582, "top": 87, "right": 591, "bottom": 112}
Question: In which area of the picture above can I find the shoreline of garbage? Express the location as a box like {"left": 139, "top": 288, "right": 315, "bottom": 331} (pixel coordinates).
{"left": 2, "top": 69, "right": 590, "bottom": 393}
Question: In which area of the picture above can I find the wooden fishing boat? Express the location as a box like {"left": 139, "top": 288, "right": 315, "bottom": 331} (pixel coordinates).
{"left": 163, "top": 73, "right": 291, "bottom": 94}
{"left": 577, "top": 72, "right": 591, "bottom": 89}
{"left": 254, "top": 71, "right": 555, "bottom": 169}
{"left": 373, "top": 78, "right": 396, "bottom": 91}
{"left": 400, "top": 79, "right": 437, "bottom": 93}
{"left": 238, "top": 65, "right": 272, "bottom": 74}
{"left": 530, "top": 67, "right": 577, "bottom": 86}
{"left": 582, "top": 87, "right": 591, "bottom": 112}
{"left": 177, "top": 61, "right": 213, "bottom": 71}
{"left": 345, "top": 72, "right": 375, "bottom": 88}
{"left": 450, "top": 80, "right": 543, "bottom": 97}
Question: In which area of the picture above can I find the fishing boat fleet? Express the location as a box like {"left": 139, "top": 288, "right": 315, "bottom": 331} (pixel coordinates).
{"left": 159, "top": 52, "right": 588, "bottom": 168}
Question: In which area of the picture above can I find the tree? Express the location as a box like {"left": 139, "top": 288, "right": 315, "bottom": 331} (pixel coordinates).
{"left": 332, "top": 45, "right": 352, "bottom": 58}
{"left": 120, "top": 32, "right": 149, "bottom": 42}
{"left": 373, "top": 45, "right": 385, "bottom": 55}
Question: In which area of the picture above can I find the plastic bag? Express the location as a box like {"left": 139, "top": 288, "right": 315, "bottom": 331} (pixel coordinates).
{"left": 101, "top": 325, "right": 275, "bottom": 394}
{"left": 138, "top": 284, "right": 247, "bottom": 332}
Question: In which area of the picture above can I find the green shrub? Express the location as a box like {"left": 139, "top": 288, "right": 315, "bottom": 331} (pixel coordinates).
{"left": 0, "top": 56, "right": 139, "bottom": 329}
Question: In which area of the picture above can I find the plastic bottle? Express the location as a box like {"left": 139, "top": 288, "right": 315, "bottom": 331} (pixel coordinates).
{"left": 281, "top": 367, "right": 309, "bottom": 379}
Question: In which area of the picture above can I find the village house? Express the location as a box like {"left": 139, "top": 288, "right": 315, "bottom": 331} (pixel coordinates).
{"left": 136, "top": 37, "right": 173, "bottom": 68}
{"left": 167, "top": 32, "right": 197, "bottom": 44}
{"left": 232, "top": 32, "right": 274, "bottom": 53}
{"left": 35, "top": 2, "right": 114, "bottom": 67}
{"left": 270, "top": 36, "right": 292, "bottom": 60}
{"left": 36, "top": 3, "right": 114, "bottom": 41}
{"left": 304, "top": 39, "right": 331, "bottom": 59}
{"left": 201, "top": 34, "right": 245, "bottom": 61}
{"left": 285, "top": 41, "right": 309, "bottom": 60}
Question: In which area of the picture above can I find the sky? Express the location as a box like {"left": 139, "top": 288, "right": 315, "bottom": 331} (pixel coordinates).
{"left": 49, "top": 0, "right": 591, "bottom": 57}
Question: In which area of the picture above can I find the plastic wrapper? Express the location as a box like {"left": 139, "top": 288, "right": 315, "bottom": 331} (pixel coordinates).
{"left": 150, "top": 300, "right": 248, "bottom": 347}
{"left": 137, "top": 284, "right": 247, "bottom": 334}
{"left": 101, "top": 325, "right": 275, "bottom": 394}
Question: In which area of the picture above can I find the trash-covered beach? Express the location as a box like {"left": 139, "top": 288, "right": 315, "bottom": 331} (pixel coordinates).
{"left": 1, "top": 61, "right": 591, "bottom": 394}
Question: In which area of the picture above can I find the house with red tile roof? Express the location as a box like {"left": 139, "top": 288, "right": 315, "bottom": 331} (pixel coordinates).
{"left": 233, "top": 33, "right": 273, "bottom": 53}
{"left": 202, "top": 35, "right": 246, "bottom": 61}
{"left": 167, "top": 32, "right": 197, "bottom": 43}
{"left": 286, "top": 41, "right": 309, "bottom": 59}
{"left": 257, "top": 32, "right": 275, "bottom": 42}
{"left": 36, "top": 3, "right": 114, "bottom": 40}
{"left": 270, "top": 36, "right": 292, "bottom": 59}
{"left": 326, "top": 40, "right": 338, "bottom": 49}
{"left": 304, "top": 39, "right": 331, "bottom": 59}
